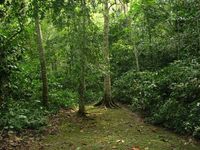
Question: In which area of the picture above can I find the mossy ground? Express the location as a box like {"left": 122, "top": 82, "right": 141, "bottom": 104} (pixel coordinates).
{"left": 31, "top": 106, "right": 200, "bottom": 150}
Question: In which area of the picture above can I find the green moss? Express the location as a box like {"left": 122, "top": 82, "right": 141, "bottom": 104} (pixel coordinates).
{"left": 31, "top": 106, "right": 200, "bottom": 150}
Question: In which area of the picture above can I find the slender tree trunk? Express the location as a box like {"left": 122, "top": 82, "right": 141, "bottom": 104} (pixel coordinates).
{"left": 130, "top": 26, "right": 140, "bottom": 72}
{"left": 78, "top": 0, "right": 86, "bottom": 115}
{"left": 103, "top": 0, "right": 112, "bottom": 104}
{"left": 177, "top": 20, "right": 180, "bottom": 59}
{"left": 51, "top": 56, "right": 58, "bottom": 73}
{"left": 78, "top": 59, "right": 86, "bottom": 115}
{"left": 131, "top": 32, "right": 140, "bottom": 72}
{"left": 147, "top": 25, "right": 153, "bottom": 68}
{"left": 134, "top": 44, "right": 140, "bottom": 72}
{"left": 35, "top": 12, "right": 48, "bottom": 107}
{"left": 145, "top": 12, "right": 153, "bottom": 69}
{"left": 95, "top": 0, "right": 117, "bottom": 108}
{"left": 175, "top": 0, "right": 180, "bottom": 59}
{"left": 128, "top": 13, "right": 140, "bottom": 72}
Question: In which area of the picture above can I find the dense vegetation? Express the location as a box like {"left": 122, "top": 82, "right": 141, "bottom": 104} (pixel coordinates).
{"left": 1, "top": 0, "right": 200, "bottom": 142}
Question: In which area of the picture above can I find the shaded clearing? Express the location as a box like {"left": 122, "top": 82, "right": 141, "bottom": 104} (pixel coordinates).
{"left": 23, "top": 106, "right": 200, "bottom": 150}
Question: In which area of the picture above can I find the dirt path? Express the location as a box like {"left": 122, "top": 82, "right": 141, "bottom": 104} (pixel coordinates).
{"left": 29, "top": 106, "right": 200, "bottom": 150}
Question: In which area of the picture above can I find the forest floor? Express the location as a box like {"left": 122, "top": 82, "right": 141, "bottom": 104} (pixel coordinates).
{"left": 1, "top": 106, "right": 200, "bottom": 150}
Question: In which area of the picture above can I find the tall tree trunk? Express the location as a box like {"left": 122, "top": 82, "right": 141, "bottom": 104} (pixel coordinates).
{"left": 78, "top": 58, "right": 86, "bottom": 115}
{"left": 177, "top": 19, "right": 180, "bottom": 59}
{"left": 78, "top": 0, "right": 86, "bottom": 115}
{"left": 95, "top": 0, "right": 117, "bottom": 108}
{"left": 132, "top": 30, "right": 140, "bottom": 71}
{"left": 147, "top": 24, "right": 153, "bottom": 68}
{"left": 51, "top": 61, "right": 57, "bottom": 73}
{"left": 103, "top": 0, "right": 112, "bottom": 105}
{"left": 131, "top": 31, "right": 140, "bottom": 72}
{"left": 35, "top": 12, "right": 48, "bottom": 107}
{"left": 127, "top": 12, "right": 140, "bottom": 72}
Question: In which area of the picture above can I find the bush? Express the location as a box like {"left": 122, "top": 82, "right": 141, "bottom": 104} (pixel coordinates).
{"left": 0, "top": 100, "right": 47, "bottom": 131}
{"left": 114, "top": 59, "right": 200, "bottom": 138}
{"left": 49, "top": 89, "right": 78, "bottom": 108}
{"left": 113, "top": 70, "right": 157, "bottom": 110}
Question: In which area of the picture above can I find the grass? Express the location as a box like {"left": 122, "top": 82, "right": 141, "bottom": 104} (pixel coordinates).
{"left": 31, "top": 106, "right": 200, "bottom": 150}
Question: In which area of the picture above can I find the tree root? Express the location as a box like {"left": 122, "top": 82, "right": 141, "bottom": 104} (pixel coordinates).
{"left": 94, "top": 98, "right": 120, "bottom": 108}
{"left": 77, "top": 110, "right": 87, "bottom": 117}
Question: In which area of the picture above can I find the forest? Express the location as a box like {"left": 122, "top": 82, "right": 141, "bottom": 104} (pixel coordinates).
{"left": 1, "top": 0, "right": 200, "bottom": 149}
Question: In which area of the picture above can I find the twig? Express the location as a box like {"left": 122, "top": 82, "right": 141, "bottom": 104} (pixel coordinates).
{"left": 108, "top": 2, "right": 116, "bottom": 10}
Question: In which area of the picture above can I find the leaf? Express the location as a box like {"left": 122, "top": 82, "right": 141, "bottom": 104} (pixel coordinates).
{"left": 112, "top": 146, "right": 117, "bottom": 149}
{"left": 132, "top": 146, "right": 140, "bottom": 150}
{"left": 76, "top": 147, "right": 81, "bottom": 150}
{"left": 116, "top": 139, "right": 125, "bottom": 143}
{"left": 14, "top": 136, "right": 22, "bottom": 142}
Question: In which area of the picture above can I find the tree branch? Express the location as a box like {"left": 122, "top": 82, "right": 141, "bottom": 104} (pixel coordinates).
{"left": 5, "top": 28, "right": 22, "bottom": 44}
{"left": 4, "top": 19, "right": 23, "bottom": 45}
{"left": 108, "top": 2, "right": 116, "bottom": 10}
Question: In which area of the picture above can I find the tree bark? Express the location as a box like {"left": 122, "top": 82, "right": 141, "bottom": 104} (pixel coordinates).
{"left": 78, "top": 0, "right": 86, "bottom": 116}
{"left": 103, "top": 0, "right": 111, "bottom": 103}
{"left": 35, "top": 11, "right": 49, "bottom": 107}
{"left": 127, "top": 13, "right": 140, "bottom": 72}
{"left": 78, "top": 59, "right": 86, "bottom": 116}
{"left": 95, "top": 0, "right": 117, "bottom": 108}
{"left": 134, "top": 44, "right": 140, "bottom": 72}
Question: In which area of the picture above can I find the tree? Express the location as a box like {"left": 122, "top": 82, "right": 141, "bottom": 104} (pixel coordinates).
{"left": 95, "top": 0, "right": 117, "bottom": 108}
{"left": 50, "top": 0, "right": 100, "bottom": 114}
{"left": 34, "top": 0, "right": 48, "bottom": 107}
{"left": 77, "top": 0, "right": 87, "bottom": 116}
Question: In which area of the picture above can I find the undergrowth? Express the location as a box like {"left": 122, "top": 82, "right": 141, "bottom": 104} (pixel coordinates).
{"left": 114, "top": 59, "right": 200, "bottom": 139}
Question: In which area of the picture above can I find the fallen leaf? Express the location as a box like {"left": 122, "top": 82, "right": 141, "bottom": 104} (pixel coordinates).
{"left": 116, "top": 140, "right": 121, "bottom": 143}
{"left": 15, "top": 136, "right": 22, "bottom": 142}
{"left": 76, "top": 147, "right": 81, "bottom": 150}
{"left": 112, "top": 146, "right": 117, "bottom": 149}
{"left": 132, "top": 146, "right": 140, "bottom": 150}
{"left": 116, "top": 139, "right": 125, "bottom": 143}
{"left": 151, "top": 128, "right": 157, "bottom": 133}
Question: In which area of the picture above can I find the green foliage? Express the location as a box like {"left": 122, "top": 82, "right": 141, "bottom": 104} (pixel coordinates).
{"left": 0, "top": 100, "right": 47, "bottom": 131}
{"left": 114, "top": 70, "right": 157, "bottom": 108}
{"left": 49, "top": 90, "right": 77, "bottom": 108}
{"left": 1, "top": 0, "right": 200, "bottom": 141}
{"left": 114, "top": 59, "right": 200, "bottom": 138}
{"left": 9, "top": 59, "right": 40, "bottom": 101}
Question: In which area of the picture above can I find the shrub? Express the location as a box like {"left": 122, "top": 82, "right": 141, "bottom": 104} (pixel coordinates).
{"left": 114, "top": 59, "right": 200, "bottom": 139}
{"left": 113, "top": 70, "right": 157, "bottom": 112}
{"left": 0, "top": 100, "right": 47, "bottom": 131}
{"left": 49, "top": 89, "right": 78, "bottom": 108}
